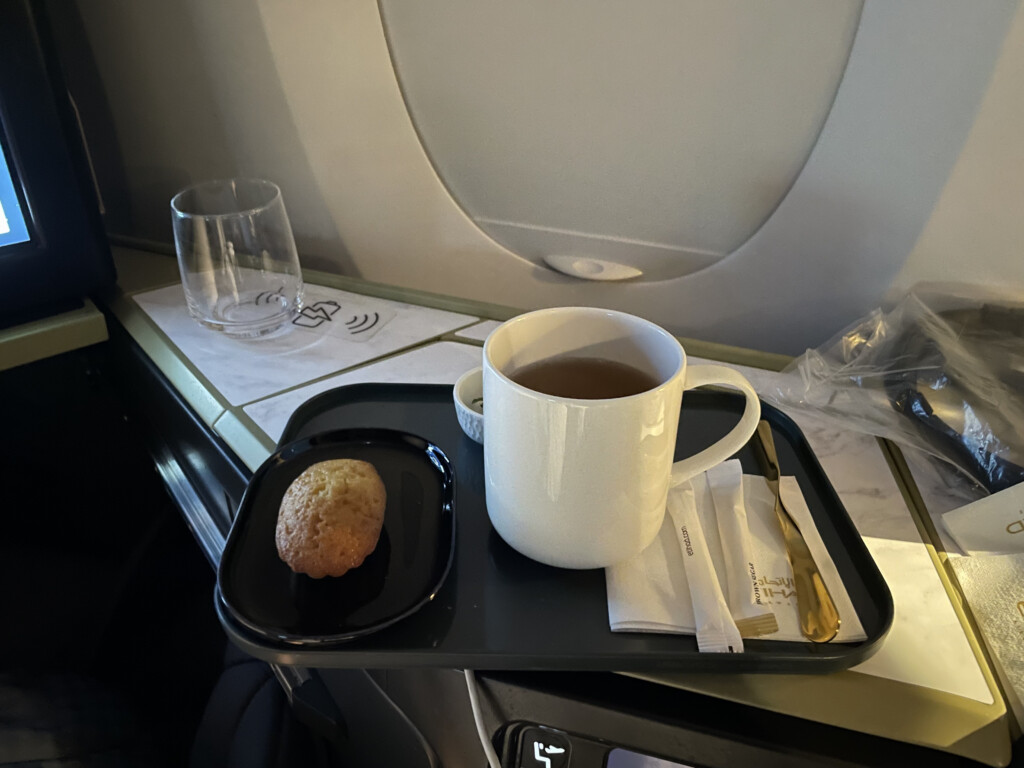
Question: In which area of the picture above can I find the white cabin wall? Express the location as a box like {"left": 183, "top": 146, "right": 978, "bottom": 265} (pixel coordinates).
{"left": 64, "top": 0, "right": 351, "bottom": 267}
{"left": 890, "top": 4, "right": 1024, "bottom": 297}
{"left": 64, "top": 1, "right": 1023, "bottom": 354}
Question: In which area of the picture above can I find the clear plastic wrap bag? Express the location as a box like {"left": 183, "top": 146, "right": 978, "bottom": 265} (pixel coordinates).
{"left": 763, "top": 287, "right": 1024, "bottom": 494}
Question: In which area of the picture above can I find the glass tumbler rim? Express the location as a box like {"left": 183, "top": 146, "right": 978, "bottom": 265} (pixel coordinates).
{"left": 170, "top": 178, "right": 283, "bottom": 219}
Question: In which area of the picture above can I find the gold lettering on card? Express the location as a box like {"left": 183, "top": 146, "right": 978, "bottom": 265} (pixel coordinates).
{"left": 1007, "top": 519, "right": 1024, "bottom": 535}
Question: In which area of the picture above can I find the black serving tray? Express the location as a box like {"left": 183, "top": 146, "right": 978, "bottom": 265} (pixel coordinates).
{"left": 217, "top": 383, "right": 893, "bottom": 672}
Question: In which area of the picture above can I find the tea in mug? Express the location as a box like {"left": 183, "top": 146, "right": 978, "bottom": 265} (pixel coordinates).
{"left": 510, "top": 357, "right": 660, "bottom": 399}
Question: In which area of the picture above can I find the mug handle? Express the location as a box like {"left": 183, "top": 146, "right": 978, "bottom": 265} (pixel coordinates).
{"left": 670, "top": 364, "right": 762, "bottom": 485}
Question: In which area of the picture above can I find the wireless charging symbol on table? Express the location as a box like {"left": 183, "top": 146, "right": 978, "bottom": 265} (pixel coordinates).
{"left": 253, "top": 289, "right": 286, "bottom": 306}
{"left": 291, "top": 300, "right": 394, "bottom": 341}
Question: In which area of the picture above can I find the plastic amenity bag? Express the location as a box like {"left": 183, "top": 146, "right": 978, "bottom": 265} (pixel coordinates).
{"left": 762, "top": 286, "right": 1024, "bottom": 494}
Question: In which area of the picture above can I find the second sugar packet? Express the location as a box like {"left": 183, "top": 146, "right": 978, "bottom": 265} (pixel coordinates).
{"left": 706, "top": 460, "right": 779, "bottom": 637}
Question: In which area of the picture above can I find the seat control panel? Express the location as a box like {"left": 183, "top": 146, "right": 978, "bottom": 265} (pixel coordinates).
{"left": 499, "top": 722, "right": 701, "bottom": 768}
{"left": 515, "top": 726, "right": 572, "bottom": 767}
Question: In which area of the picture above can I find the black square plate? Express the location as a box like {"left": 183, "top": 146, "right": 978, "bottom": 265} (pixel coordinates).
{"left": 217, "top": 428, "right": 456, "bottom": 645}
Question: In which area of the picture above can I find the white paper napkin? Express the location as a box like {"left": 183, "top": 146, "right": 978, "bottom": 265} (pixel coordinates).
{"left": 606, "top": 473, "right": 867, "bottom": 643}
{"left": 948, "top": 553, "right": 1024, "bottom": 729}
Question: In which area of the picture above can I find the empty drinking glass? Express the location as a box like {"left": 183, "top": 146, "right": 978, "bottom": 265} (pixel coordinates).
{"left": 171, "top": 179, "right": 304, "bottom": 337}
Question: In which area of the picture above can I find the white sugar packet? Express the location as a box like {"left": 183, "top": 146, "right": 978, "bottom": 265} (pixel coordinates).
{"left": 666, "top": 481, "right": 743, "bottom": 653}
{"left": 607, "top": 473, "right": 867, "bottom": 643}
{"left": 707, "top": 460, "right": 778, "bottom": 637}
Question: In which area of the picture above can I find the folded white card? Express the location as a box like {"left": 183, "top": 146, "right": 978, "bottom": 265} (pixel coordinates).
{"left": 606, "top": 473, "right": 867, "bottom": 643}
{"left": 941, "top": 482, "right": 1024, "bottom": 555}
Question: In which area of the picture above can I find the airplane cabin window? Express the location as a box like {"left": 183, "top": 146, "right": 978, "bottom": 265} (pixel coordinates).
{"left": 380, "top": 0, "right": 862, "bottom": 281}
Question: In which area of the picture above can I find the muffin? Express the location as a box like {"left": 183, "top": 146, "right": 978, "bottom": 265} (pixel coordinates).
{"left": 275, "top": 459, "right": 386, "bottom": 578}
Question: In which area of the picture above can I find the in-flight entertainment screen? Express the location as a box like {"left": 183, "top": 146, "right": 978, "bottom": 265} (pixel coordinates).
{"left": 0, "top": 140, "right": 30, "bottom": 249}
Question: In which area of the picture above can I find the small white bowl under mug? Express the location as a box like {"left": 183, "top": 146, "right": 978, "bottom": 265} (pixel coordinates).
{"left": 453, "top": 367, "right": 484, "bottom": 444}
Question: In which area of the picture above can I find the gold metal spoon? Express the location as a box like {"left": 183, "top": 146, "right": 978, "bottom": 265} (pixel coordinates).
{"left": 750, "top": 420, "right": 841, "bottom": 643}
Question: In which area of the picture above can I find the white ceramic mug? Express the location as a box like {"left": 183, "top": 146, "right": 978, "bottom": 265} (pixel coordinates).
{"left": 482, "top": 307, "right": 761, "bottom": 569}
